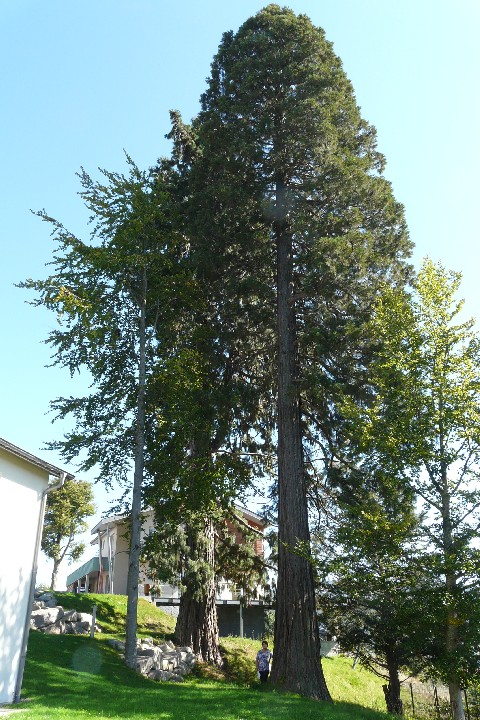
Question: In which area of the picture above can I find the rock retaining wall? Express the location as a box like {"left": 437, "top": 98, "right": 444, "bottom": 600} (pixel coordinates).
{"left": 107, "top": 638, "right": 196, "bottom": 682}
{"left": 30, "top": 592, "right": 101, "bottom": 635}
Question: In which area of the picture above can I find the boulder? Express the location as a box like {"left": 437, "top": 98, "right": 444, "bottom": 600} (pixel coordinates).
{"left": 137, "top": 646, "right": 160, "bottom": 660}
{"left": 30, "top": 600, "right": 100, "bottom": 635}
{"left": 70, "top": 622, "right": 90, "bottom": 634}
{"left": 169, "top": 674, "right": 184, "bottom": 683}
{"left": 148, "top": 669, "right": 164, "bottom": 681}
{"left": 43, "top": 620, "right": 66, "bottom": 635}
{"left": 31, "top": 606, "right": 64, "bottom": 629}
{"left": 105, "top": 635, "right": 196, "bottom": 683}
{"left": 76, "top": 612, "right": 95, "bottom": 624}
{"left": 107, "top": 639, "right": 125, "bottom": 652}
{"left": 37, "top": 592, "right": 58, "bottom": 608}
{"left": 139, "top": 637, "right": 154, "bottom": 646}
{"left": 136, "top": 656, "right": 154, "bottom": 675}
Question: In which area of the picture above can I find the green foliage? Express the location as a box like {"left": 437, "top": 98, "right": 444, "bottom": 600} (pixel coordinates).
{"left": 318, "top": 487, "right": 428, "bottom": 685}
{"left": 185, "top": 4, "right": 412, "bottom": 695}
{"left": 340, "top": 259, "right": 480, "bottom": 688}
{"left": 19, "top": 156, "right": 188, "bottom": 493}
{"left": 215, "top": 512, "right": 268, "bottom": 601}
{"left": 41, "top": 478, "right": 95, "bottom": 588}
{"left": 19, "top": 155, "right": 194, "bottom": 665}
{"left": 21, "top": 2, "right": 417, "bottom": 689}
{"left": 191, "top": 2, "right": 412, "bottom": 418}
{"left": 143, "top": 507, "right": 268, "bottom": 605}
{"left": 143, "top": 513, "right": 216, "bottom": 602}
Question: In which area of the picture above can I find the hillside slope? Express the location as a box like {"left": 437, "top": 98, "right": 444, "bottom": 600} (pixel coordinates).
{"left": 20, "top": 592, "right": 393, "bottom": 720}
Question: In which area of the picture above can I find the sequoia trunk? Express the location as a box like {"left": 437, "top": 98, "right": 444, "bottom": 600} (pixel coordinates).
{"left": 174, "top": 516, "right": 222, "bottom": 666}
{"left": 269, "top": 180, "right": 331, "bottom": 700}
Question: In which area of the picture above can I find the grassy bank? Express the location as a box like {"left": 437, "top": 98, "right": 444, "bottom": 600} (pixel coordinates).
{"left": 14, "top": 592, "right": 394, "bottom": 720}
{"left": 47, "top": 591, "right": 176, "bottom": 637}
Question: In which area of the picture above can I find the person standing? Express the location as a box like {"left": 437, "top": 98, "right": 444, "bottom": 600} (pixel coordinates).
{"left": 256, "top": 640, "right": 273, "bottom": 682}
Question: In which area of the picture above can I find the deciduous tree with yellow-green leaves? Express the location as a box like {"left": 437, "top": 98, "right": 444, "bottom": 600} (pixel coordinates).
{"left": 342, "top": 259, "right": 480, "bottom": 720}
{"left": 42, "top": 477, "right": 95, "bottom": 590}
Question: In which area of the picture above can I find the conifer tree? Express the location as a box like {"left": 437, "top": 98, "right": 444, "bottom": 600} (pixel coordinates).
{"left": 144, "top": 315, "right": 268, "bottom": 663}
{"left": 149, "top": 115, "right": 274, "bottom": 665}
{"left": 20, "top": 157, "right": 185, "bottom": 669}
{"left": 184, "top": 4, "right": 412, "bottom": 699}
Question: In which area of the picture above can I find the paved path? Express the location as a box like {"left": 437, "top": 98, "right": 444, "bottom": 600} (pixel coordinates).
{"left": 0, "top": 708, "right": 25, "bottom": 716}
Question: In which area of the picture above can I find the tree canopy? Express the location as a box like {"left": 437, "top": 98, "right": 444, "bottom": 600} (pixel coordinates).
{"left": 340, "top": 259, "right": 480, "bottom": 719}
{"left": 184, "top": 3, "right": 412, "bottom": 699}
{"left": 41, "top": 477, "right": 95, "bottom": 590}
{"left": 26, "top": 7, "right": 467, "bottom": 707}
{"left": 20, "top": 156, "right": 187, "bottom": 667}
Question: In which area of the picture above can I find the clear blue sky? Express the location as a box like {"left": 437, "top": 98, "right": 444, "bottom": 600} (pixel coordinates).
{"left": 1, "top": 1, "right": 478, "bottom": 587}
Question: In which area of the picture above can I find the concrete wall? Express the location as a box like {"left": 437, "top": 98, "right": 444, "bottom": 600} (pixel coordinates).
{"left": 0, "top": 451, "right": 49, "bottom": 704}
{"left": 217, "top": 604, "right": 266, "bottom": 640}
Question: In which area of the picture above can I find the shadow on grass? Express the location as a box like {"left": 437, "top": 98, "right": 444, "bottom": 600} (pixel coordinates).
{"left": 23, "top": 632, "right": 394, "bottom": 720}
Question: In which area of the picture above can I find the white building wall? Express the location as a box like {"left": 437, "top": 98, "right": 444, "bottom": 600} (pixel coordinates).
{"left": 0, "top": 452, "right": 49, "bottom": 704}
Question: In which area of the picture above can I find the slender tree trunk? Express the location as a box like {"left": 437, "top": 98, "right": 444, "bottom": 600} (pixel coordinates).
{"left": 445, "top": 574, "right": 465, "bottom": 720}
{"left": 445, "top": 572, "right": 465, "bottom": 720}
{"left": 50, "top": 559, "right": 60, "bottom": 591}
{"left": 125, "top": 268, "right": 147, "bottom": 669}
{"left": 270, "top": 179, "right": 331, "bottom": 701}
{"left": 449, "top": 683, "right": 465, "bottom": 720}
{"left": 439, "top": 411, "right": 465, "bottom": 720}
{"left": 382, "top": 651, "right": 403, "bottom": 715}
{"left": 174, "top": 517, "right": 222, "bottom": 666}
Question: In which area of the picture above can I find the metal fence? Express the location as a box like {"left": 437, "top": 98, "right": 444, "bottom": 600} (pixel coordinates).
{"left": 401, "top": 682, "right": 480, "bottom": 720}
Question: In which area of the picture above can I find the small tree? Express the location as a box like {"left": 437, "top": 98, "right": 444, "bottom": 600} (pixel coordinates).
{"left": 42, "top": 478, "right": 95, "bottom": 590}
{"left": 317, "top": 478, "right": 426, "bottom": 716}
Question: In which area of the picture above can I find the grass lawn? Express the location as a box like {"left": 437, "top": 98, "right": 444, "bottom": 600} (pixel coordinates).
{"left": 44, "top": 592, "right": 177, "bottom": 638}
{"left": 11, "top": 593, "right": 396, "bottom": 720}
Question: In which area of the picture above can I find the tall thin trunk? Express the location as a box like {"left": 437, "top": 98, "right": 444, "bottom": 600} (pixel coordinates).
{"left": 50, "top": 559, "right": 60, "bottom": 591}
{"left": 439, "top": 393, "right": 465, "bottom": 720}
{"left": 174, "top": 517, "right": 222, "bottom": 666}
{"left": 270, "top": 179, "right": 331, "bottom": 701}
{"left": 125, "top": 268, "right": 147, "bottom": 669}
{"left": 449, "top": 684, "right": 465, "bottom": 720}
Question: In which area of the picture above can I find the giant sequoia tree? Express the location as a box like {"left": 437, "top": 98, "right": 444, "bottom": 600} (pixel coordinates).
{"left": 183, "top": 5, "right": 412, "bottom": 699}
